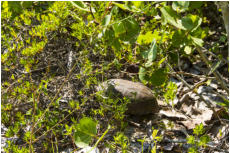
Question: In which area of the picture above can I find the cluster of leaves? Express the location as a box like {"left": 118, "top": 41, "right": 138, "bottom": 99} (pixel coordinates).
{"left": 187, "top": 123, "right": 210, "bottom": 153}
{"left": 1, "top": 1, "right": 228, "bottom": 152}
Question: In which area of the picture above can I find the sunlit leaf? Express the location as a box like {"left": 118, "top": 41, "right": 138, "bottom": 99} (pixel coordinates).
{"left": 74, "top": 117, "right": 97, "bottom": 148}
{"left": 172, "top": 1, "right": 189, "bottom": 12}
{"left": 145, "top": 39, "right": 157, "bottom": 67}
{"left": 160, "top": 6, "right": 185, "bottom": 30}
{"left": 184, "top": 46, "right": 192, "bottom": 54}
{"left": 139, "top": 67, "right": 148, "bottom": 83}
{"left": 149, "top": 68, "right": 167, "bottom": 86}
{"left": 191, "top": 36, "right": 203, "bottom": 47}
{"left": 70, "top": 1, "right": 90, "bottom": 12}
{"left": 102, "top": 15, "right": 111, "bottom": 26}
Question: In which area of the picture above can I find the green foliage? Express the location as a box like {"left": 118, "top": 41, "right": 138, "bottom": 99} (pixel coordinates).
{"left": 70, "top": 1, "right": 91, "bottom": 12}
{"left": 187, "top": 123, "right": 210, "bottom": 153}
{"left": 114, "top": 132, "right": 129, "bottom": 152}
{"left": 74, "top": 117, "right": 97, "bottom": 148}
{"left": 164, "top": 81, "right": 178, "bottom": 106}
{"left": 1, "top": 1, "right": 226, "bottom": 152}
{"left": 151, "top": 128, "right": 163, "bottom": 153}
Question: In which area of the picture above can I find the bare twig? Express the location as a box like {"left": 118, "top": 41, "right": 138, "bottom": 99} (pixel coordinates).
{"left": 167, "top": 63, "right": 223, "bottom": 123}
{"left": 196, "top": 47, "right": 228, "bottom": 94}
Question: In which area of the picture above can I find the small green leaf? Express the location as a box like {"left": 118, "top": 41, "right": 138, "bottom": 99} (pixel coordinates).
{"left": 184, "top": 46, "right": 192, "bottom": 54}
{"left": 112, "top": 2, "right": 131, "bottom": 12}
{"left": 139, "top": 67, "right": 148, "bottom": 83}
{"left": 208, "top": 60, "right": 222, "bottom": 75}
{"left": 189, "top": 2, "right": 203, "bottom": 10}
{"left": 199, "top": 135, "right": 210, "bottom": 147}
{"left": 102, "top": 15, "right": 111, "bottom": 26}
{"left": 193, "top": 123, "right": 204, "bottom": 136}
{"left": 74, "top": 117, "right": 97, "bottom": 148}
{"left": 131, "top": 1, "right": 143, "bottom": 8}
{"left": 113, "top": 22, "right": 126, "bottom": 35}
{"left": 172, "top": 1, "right": 190, "bottom": 12}
{"left": 118, "top": 18, "right": 140, "bottom": 43}
{"left": 149, "top": 68, "right": 167, "bottom": 86}
{"left": 145, "top": 39, "right": 157, "bottom": 67}
{"left": 191, "top": 36, "right": 203, "bottom": 47}
{"left": 160, "top": 6, "right": 185, "bottom": 30}
{"left": 70, "top": 1, "right": 90, "bottom": 12}
{"left": 182, "top": 14, "right": 202, "bottom": 32}
{"left": 172, "top": 30, "right": 187, "bottom": 47}
{"left": 187, "top": 135, "right": 195, "bottom": 144}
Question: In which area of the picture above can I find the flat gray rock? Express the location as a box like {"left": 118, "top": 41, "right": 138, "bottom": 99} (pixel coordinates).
{"left": 97, "top": 79, "right": 159, "bottom": 115}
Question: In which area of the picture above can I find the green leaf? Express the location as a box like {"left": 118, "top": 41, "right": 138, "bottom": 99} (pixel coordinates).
{"left": 21, "top": 1, "right": 33, "bottom": 9}
{"left": 112, "top": 2, "right": 131, "bottom": 11}
{"left": 199, "top": 135, "right": 210, "bottom": 147}
{"left": 184, "top": 46, "right": 192, "bottom": 54}
{"left": 112, "top": 38, "right": 122, "bottom": 51}
{"left": 139, "top": 67, "right": 148, "bottom": 83}
{"left": 120, "top": 18, "right": 140, "bottom": 43}
{"left": 182, "top": 14, "right": 202, "bottom": 32}
{"left": 149, "top": 68, "right": 167, "bottom": 86}
{"left": 103, "top": 28, "right": 115, "bottom": 41}
{"left": 191, "top": 36, "right": 203, "bottom": 47}
{"left": 102, "top": 15, "right": 111, "bottom": 26}
{"left": 112, "top": 2, "right": 140, "bottom": 12}
{"left": 187, "top": 135, "right": 195, "bottom": 144}
{"left": 172, "top": 30, "right": 187, "bottom": 47}
{"left": 160, "top": 6, "right": 185, "bottom": 30}
{"left": 172, "top": 1, "right": 190, "bottom": 12}
{"left": 131, "top": 1, "right": 143, "bottom": 8}
{"left": 193, "top": 123, "right": 204, "bottom": 136}
{"left": 74, "top": 117, "right": 97, "bottom": 148}
{"left": 208, "top": 60, "right": 222, "bottom": 75}
{"left": 145, "top": 39, "right": 157, "bottom": 67}
{"left": 70, "top": 1, "right": 90, "bottom": 12}
{"left": 113, "top": 22, "right": 126, "bottom": 35}
{"left": 189, "top": 2, "right": 203, "bottom": 10}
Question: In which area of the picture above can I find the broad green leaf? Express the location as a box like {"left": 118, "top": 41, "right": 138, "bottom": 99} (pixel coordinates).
{"left": 189, "top": 2, "right": 203, "bottom": 10}
{"left": 172, "top": 30, "right": 187, "bottom": 47}
{"left": 102, "top": 15, "right": 111, "bottom": 26}
{"left": 21, "top": 1, "right": 33, "bottom": 9}
{"left": 112, "top": 2, "right": 131, "bottom": 11}
{"left": 112, "top": 2, "right": 141, "bottom": 12}
{"left": 112, "top": 38, "right": 122, "bottom": 51}
{"left": 160, "top": 6, "right": 185, "bottom": 30}
{"left": 172, "top": 1, "right": 189, "bottom": 12}
{"left": 184, "top": 46, "right": 192, "bottom": 54}
{"left": 149, "top": 68, "right": 167, "bottom": 86}
{"left": 74, "top": 117, "right": 97, "bottom": 148}
{"left": 118, "top": 18, "right": 140, "bottom": 43}
{"left": 191, "top": 36, "right": 203, "bottom": 47}
{"left": 103, "top": 28, "right": 115, "bottom": 41}
{"left": 145, "top": 39, "right": 157, "bottom": 67}
{"left": 113, "top": 22, "right": 126, "bottom": 35}
{"left": 182, "top": 14, "right": 202, "bottom": 31}
{"left": 139, "top": 67, "right": 147, "bottom": 83}
{"left": 70, "top": 1, "right": 90, "bottom": 12}
{"left": 181, "top": 16, "right": 194, "bottom": 31}
{"left": 141, "top": 50, "right": 148, "bottom": 59}
{"left": 8, "top": 1, "right": 22, "bottom": 17}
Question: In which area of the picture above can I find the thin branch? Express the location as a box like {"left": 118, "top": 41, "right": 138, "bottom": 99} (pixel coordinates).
{"left": 196, "top": 47, "right": 228, "bottom": 94}
{"left": 167, "top": 63, "right": 223, "bottom": 124}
